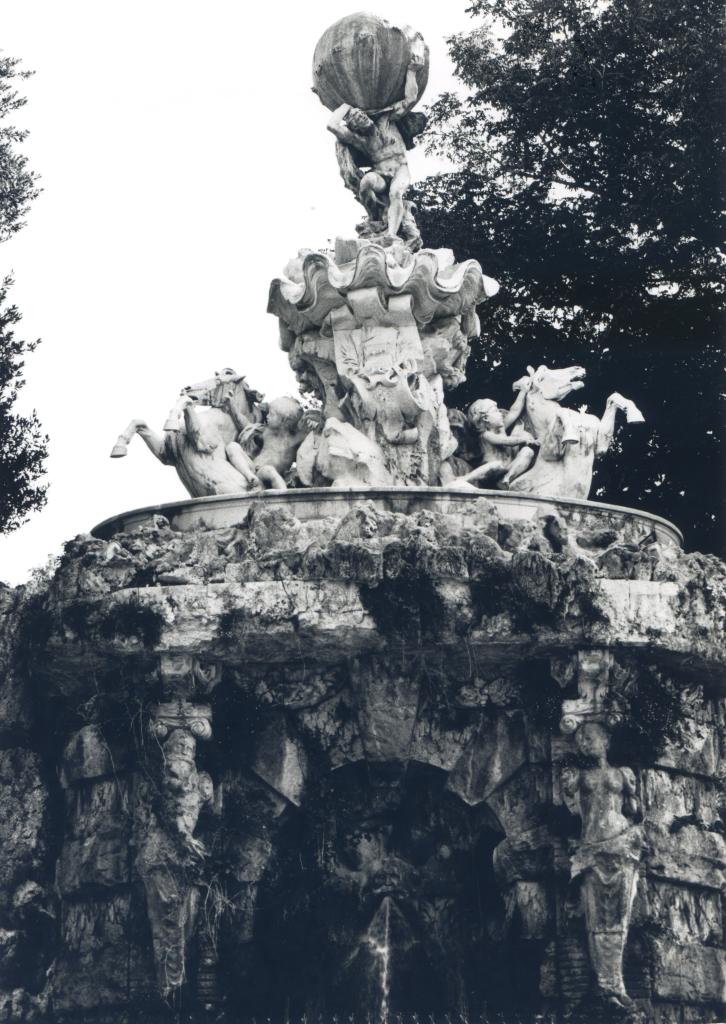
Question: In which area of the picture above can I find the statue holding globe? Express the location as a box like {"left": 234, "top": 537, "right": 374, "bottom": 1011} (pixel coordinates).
{"left": 313, "top": 14, "right": 429, "bottom": 248}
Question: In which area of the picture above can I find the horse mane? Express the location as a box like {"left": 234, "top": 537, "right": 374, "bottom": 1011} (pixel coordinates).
{"left": 238, "top": 377, "right": 264, "bottom": 409}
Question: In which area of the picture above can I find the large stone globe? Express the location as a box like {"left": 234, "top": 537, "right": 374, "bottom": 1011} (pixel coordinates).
{"left": 312, "top": 12, "right": 429, "bottom": 112}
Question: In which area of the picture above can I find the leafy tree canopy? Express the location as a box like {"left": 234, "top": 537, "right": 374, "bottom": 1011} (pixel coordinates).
{"left": 413, "top": 0, "right": 725, "bottom": 556}
{"left": 0, "top": 54, "right": 46, "bottom": 535}
{"left": 0, "top": 277, "right": 47, "bottom": 534}
{"left": 0, "top": 54, "right": 39, "bottom": 240}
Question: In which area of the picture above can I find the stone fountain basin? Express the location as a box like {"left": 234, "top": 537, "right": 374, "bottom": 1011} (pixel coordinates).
{"left": 92, "top": 486, "right": 683, "bottom": 551}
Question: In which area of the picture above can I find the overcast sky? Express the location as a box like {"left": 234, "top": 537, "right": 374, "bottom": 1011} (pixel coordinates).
{"left": 0, "top": 1, "right": 476, "bottom": 585}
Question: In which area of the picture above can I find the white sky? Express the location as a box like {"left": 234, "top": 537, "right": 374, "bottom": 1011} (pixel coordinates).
{"left": 0, "top": 1, "right": 474, "bottom": 585}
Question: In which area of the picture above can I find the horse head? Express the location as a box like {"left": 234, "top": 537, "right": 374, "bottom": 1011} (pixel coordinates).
{"left": 163, "top": 369, "right": 265, "bottom": 433}
{"left": 516, "top": 365, "right": 586, "bottom": 403}
{"left": 180, "top": 368, "right": 264, "bottom": 412}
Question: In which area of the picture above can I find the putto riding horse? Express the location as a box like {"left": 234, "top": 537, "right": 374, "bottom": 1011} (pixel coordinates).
{"left": 508, "top": 365, "right": 644, "bottom": 500}
{"left": 110, "top": 369, "right": 265, "bottom": 498}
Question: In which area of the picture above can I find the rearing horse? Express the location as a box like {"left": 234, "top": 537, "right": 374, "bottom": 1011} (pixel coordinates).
{"left": 508, "top": 365, "right": 644, "bottom": 500}
{"left": 110, "top": 369, "right": 264, "bottom": 498}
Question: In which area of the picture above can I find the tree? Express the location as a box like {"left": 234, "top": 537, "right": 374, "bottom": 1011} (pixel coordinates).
{"left": 0, "top": 54, "right": 40, "bottom": 240}
{"left": 0, "top": 54, "right": 46, "bottom": 535}
{"left": 412, "top": 0, "right": 725, "bottom": 557}
{"left": 0, "top": 277, "right": 47, "bottom": 533}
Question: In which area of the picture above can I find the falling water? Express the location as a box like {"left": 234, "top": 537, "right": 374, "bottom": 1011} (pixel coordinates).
{"left": 364, "top": 895, "right": 392, "bottom": 1023}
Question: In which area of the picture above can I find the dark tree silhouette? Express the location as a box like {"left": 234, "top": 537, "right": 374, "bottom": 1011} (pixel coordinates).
{"left": 0, "top": 277, "right": 47, "bottom": 534}
{"left": 0, "top": 54, "right": 40, "bottom": 241}
{"left": 412, "top": 0, "right": 725, "bottom": 556}
{"left": 0, "top": 54, "right": 46, "bottom": 535}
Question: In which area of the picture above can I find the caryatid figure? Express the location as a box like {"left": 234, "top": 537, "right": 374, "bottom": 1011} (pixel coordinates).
{"left": 561, "top": 722, "right": 643, "bottom": 1011}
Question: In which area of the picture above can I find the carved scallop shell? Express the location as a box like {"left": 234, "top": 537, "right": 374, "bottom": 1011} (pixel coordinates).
{"left": 268, "top": 244, "right": 499, "bottom": 337}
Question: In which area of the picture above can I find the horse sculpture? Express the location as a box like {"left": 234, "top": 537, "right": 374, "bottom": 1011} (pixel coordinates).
{"left": 508, "top": 365, "right": 644, "bottom": 500}
{"left": 110, "top": 369, "right": 266, "bottom": 498}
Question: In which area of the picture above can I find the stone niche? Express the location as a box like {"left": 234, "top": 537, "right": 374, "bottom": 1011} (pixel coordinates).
{"left": 1, "top": 487, "right": 724, "bottom": 1024}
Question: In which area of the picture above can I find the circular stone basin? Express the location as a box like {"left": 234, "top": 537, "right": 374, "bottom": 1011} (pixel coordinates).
{"left": 92, "top": 488, "right": 683, "bottom": 552}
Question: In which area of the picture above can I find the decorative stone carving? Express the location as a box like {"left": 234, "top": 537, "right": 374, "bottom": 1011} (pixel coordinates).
{"left": 136, "top": 699, "right": 214, "bottom": 997}
{"left": 506, "top": 365, "right": 644, "bottom": 499}
{"left": 226, "top": 395, "right": 312, "bottom": 491}
{"left": 10, "top": 11, "right": 721, "bottom": 1019}
{"left": 314, "top": 13, "right": 429, "bottom": 247}
{"left": 449, "top": 383, "right": 539, "bottom": 490}
{"left": 111, "top": 368, "right": 262, "bottom": 497}
{"left": 156, "top": 653, "right": 222, "bottom": 700}
{"left": 298, "top": 417, "right": 394, "bottom": 489}
{"left": 271, "top": 246, "right": 498, "bottom": 486}
{"left": 554, "top": 650, "right": 625, "bottom": 734}
{"left": 147, "top": 702, "right": 213, "bottom": 853}
{"left": 561, "top": 721, "right": 643, "bottom": 1012}
{"left": 312, "top": 14, "right": 429, "bottom": 116}
{"left": 111, "top": 369, "right": 310, "bottom": 496}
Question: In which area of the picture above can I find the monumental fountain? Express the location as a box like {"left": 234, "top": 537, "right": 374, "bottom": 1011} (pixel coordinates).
{"left": 0, "top": 13, "right": 724, "bottom": 1024}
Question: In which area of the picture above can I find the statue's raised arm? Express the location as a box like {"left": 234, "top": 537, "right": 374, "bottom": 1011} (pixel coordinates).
{"left": 327, "top": 104, "right": 365, "bottom": 147}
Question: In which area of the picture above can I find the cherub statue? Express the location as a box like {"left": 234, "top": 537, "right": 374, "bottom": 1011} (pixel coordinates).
{"left": 225, "top": 395, "right": 314, "bottom": 490}
{"left": 561, "top": 723, "right": 643, "bottom": 1011}
{"left": 453, "top": 382, "right": 539, "bottom": 490}
{"left": 327, "top": 42, "right": 426, "bottom": 245}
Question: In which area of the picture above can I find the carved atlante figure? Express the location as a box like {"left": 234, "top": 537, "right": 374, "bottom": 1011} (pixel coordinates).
{"left": 562, "top": 722, "right": 643, "bottom": 1011}
{"left": 327, "top": 45, "right": 426, "bottom": 245}
{"left": 137, "top": 704, "right": 214, "bottom": 996}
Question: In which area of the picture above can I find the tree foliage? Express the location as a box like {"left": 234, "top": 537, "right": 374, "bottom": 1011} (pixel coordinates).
{"left": 0, "top": 54, "right": 40, "bottom": 241}
{"left": 0, "top": 53, "right": 46, "bottom": 535}
{"left": 413, "top": 0, "right": 725, "bottom": 556}
{"left": 0, "top": 276, "right": 47, "bottom": 533}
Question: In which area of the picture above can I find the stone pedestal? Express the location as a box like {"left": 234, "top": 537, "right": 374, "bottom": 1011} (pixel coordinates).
{"left": 1, "top": 490, "right": 724, "bottom": 1022}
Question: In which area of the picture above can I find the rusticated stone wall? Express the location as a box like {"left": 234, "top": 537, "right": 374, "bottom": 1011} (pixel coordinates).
{"left": 0, "top": 493, "right": 724, "bottom": 1023}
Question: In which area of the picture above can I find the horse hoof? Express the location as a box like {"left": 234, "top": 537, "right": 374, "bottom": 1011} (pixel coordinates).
{"left": 110, "top": 444, "right": 128, "bottom": 458}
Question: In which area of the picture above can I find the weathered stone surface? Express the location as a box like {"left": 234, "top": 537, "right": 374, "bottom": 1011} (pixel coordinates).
{"left": 652, "top": 939, "right": 726, "bottom": 1004}
{"left": 61, "top": 726, "right": 127, "bottom": 784}
{"left": 56, "top": 835, "right": 129, "bottom": 896}
{"left": 448, "top": 711, "right": 528, "bottom": 806}
{"left": 0, "top": 989, "right": 48, "bottom": 1022}
{"left": 250, "top": 715, "right": 307, "bottom": 805}
{"left": 53, "top": 895, "right": 131, "bottom": 1011}
{"left": 645, "top": 821, "right": 726, "bottom": 891}
{"left": 0, "top": 751, "right": 48, "bottom": 917}
{"left": 350, "top": 656, "right": 421, "bottom": 763}
{"left": 2, "top": 492, "right": 724, "bottom": 1020}
{"left": 295, "top": 690, "right": 365, "bottom": 768}
{"left": 408, "top": 711, "right": 477, "bottom": 773}
{"left": 642, "top": 880, "right": 723, "bottom": 946}
{"left": 0, "top": 928, "right": 20, "bottom": 981}
{"left": 65, "top": 778, "right": 130, "bottom": 839}
{"left": 0, "top": 591, "right": 35, "bottom": 742}
{"left": 33, "top": 493, "right": 723, "bottom": 693}
{"left": 641, "top": 769, "right": 723, "bottom": 828}
{"left": 656, "top": 692, "right": 723, "bottom": 777}
{"left": 502, "top": 880, "right": 551, "bottom": 939}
